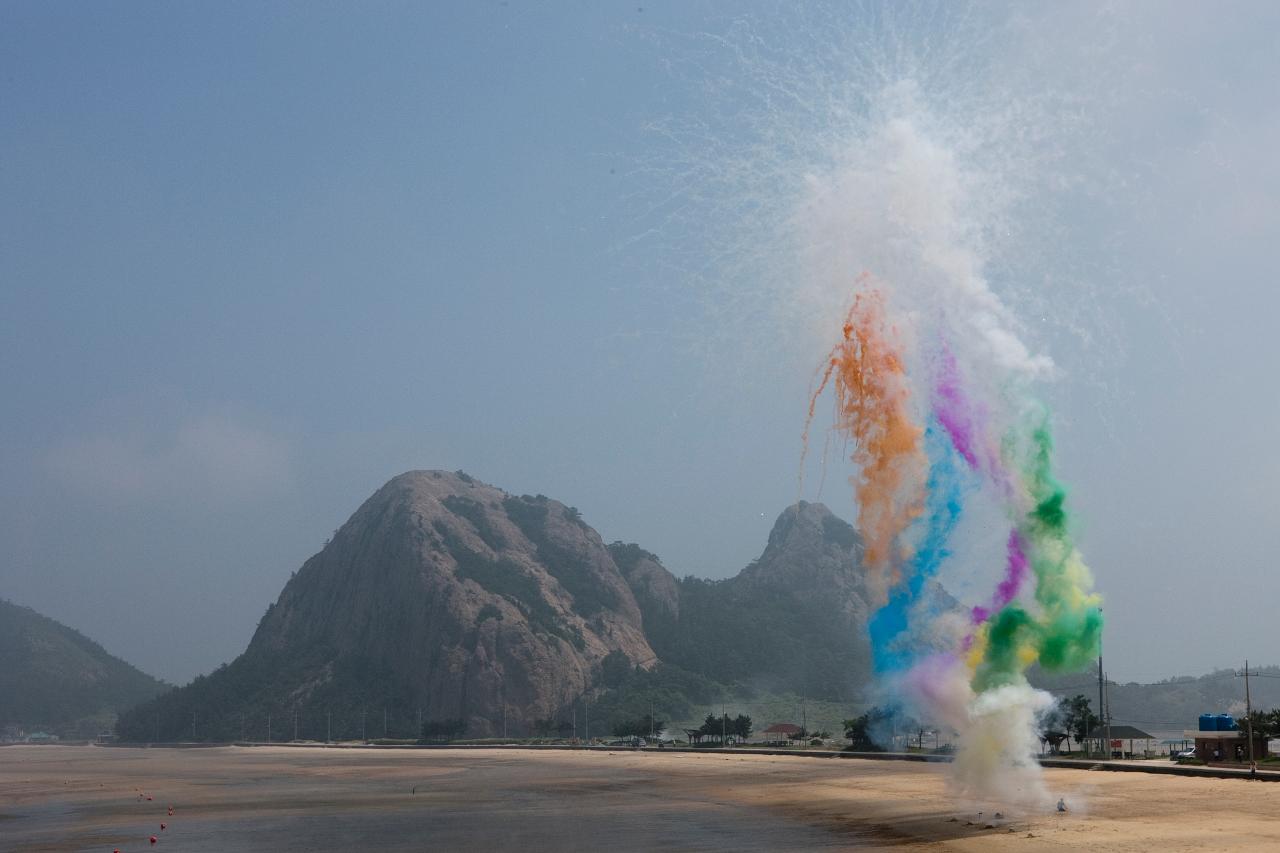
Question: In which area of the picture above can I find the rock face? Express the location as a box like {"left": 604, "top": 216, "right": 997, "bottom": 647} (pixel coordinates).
{"left": 737, "top": 500, "right": 874, "bottom": 628}
{"left": 0, "top": 599, "right": 167, "bottom": 738}
{"left": 258, "top": 470, "right": 655, "bottom": 734}
{"left": 614, "top": 501, "right": 879, "bottom": 701}
{"left": 607, "top": 542, "right": 680, "bottom": 635}
{"left": 121, "top": 471, "right": 655, "bottom": 739}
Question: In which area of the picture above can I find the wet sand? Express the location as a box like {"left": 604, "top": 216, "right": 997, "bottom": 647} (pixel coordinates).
{"left": 2, "top": 745, "right": 1277, "bottom": 851}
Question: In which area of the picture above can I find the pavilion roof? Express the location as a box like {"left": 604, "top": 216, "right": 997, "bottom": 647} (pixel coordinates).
{"left": 1085, "top": 725, "right": 1154, "bottom": 740}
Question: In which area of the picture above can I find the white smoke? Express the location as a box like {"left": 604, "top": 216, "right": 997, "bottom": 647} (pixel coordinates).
{"left": 794, "top": 97, "right": 1053, "bottom": 382}
{"left": 951, "top": 683, "right": 1056, "bottom": 813}
{"left": 896, "top": 655, "right": 1058, "bottom": 814}
{"left": 625, "top": 4, "right": 1126, "bottom": 392}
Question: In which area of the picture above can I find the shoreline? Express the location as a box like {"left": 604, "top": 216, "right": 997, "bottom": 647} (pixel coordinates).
{"left": 5, "top": 744, "right": 1279, "bottom": 851}
{"left": 83, "top": 739, "right": 1280, "bottom": 782}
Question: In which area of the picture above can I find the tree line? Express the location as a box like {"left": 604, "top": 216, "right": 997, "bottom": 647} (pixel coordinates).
{"left": 685, "top": 713, "right": 752, "bottom": 744}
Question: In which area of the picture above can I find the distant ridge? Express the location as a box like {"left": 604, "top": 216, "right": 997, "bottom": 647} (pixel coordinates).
{"left": 1031, "top": 665, "right": 1280, "bottom": 733}
{"left": 0, "top": 598, "right": 167, "bottom": 738}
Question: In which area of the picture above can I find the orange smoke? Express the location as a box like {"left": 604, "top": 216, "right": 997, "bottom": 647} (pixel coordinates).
{"left": 806, "top": 281, "right": 926, "bottom": 601}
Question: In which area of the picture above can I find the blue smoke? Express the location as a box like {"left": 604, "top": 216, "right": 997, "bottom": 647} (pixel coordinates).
{"left": 868, "top": 424, "right": 966, "bottom": 673}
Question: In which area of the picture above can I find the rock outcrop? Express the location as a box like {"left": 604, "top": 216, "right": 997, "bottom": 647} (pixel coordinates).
{"left": 120, "top": 471, "right": 655, "bottom": 739}
{"left": 611, "top": 501, "right": 877, "bottom": 701}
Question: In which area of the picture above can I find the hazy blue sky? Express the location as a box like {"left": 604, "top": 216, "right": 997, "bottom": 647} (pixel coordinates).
{"left": 3, "top": 2, "right": 1277, "bottom": 684}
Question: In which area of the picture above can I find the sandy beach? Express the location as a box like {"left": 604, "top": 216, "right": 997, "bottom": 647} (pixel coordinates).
{"left": 1, "top": 745, "right": 1277, "bottom": 851}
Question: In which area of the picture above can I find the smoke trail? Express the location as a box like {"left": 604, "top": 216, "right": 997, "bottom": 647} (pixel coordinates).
{"left": 968, "top": 413, "right": 1102, "bottom": 689}
{"left": 811, "top": 289, "right": 1101, "bottom": 811}
{"left": 969, "top": 530, "right": 1028, "bottom": 626}
{"left": 933, "top": 344, "right": 982, "bottom": 470}
{"left": 868, "top": 424, "right": 965, "bottom": 673}
{"left": 1016, "top": 413, "right": 1103, "bottom": 673}
{"left": 805, "top": 285, "right": 927, "bottom": 605}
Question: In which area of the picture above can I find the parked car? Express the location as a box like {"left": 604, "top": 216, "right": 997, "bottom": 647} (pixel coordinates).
{"left": 1171, "top": 747, "right": 1196, "bottom": 761}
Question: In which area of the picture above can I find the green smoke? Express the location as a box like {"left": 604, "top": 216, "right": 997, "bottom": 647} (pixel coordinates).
{"left": 975, "top": 407, "right": 1102, "bottom": 690}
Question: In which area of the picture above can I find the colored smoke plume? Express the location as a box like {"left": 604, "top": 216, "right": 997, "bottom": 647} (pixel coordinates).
{"left": 645, "top": 6, "right": 1111, "bottom": 810}
{"left": 809, "top": 281, "right": 1102, "bottom": 808}
{"left": 801, "top": 108, "right": 1102, "bottom": 809}
{"left": 805, "top": 284, "right": 926, "bottom": 605}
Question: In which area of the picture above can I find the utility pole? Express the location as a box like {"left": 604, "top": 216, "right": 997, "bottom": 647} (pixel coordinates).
{"left": 294, "top": 707, "right": 299, "bottom": 742}
{"left": 1097, "top": 655, "right": 1105, "bottom": 759}
{"left": 572, "top": 705, "right": 577, "bottom": 742}
{"left": 384, "top": 707, "right": 388, "bottom": 739}
{"left": 650, "top": 699, "right": 655, "bottom": 740}
{"left": 584, "top": 695, "right": 589, "bottom": 743}
{"left": 721, "top": 703, "right": 727, "bottom": 746}
{"left": 1104, "top": 670, "right": 1112, "bottom": 759}
{"left": 1245, "top": 659, "right": 1256, "bottom": 775}
{"left": 362, "top": 708, "right": 367, "bottom": 742}
{"left": 192, "top": 710, "right": 197, "bottom": 741}
{"left": 267, "top": 714, "right": 272, "bottom": 743}
{"left": 241, "top": 713, "right": 246, "bottom": 743}
{"left": 327, "top": 711, "right": 332, "bottom": 744}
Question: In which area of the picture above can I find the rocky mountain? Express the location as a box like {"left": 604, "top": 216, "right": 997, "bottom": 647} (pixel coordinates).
{"left": 613, "top": 501, "right": 888, "bottom": 702}
{"left": 118, "top": 471, "right": 656, "bottom": 741}
{"left": 0, "top": 599, "right": 167, "bottom": 738}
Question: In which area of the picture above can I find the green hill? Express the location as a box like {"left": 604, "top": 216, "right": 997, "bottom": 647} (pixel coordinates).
{"left": 0, "top": 599, "right": 168, "bottom": 739}
{"left": 1032, "top": 665, "right": 1280, "bottom": 736}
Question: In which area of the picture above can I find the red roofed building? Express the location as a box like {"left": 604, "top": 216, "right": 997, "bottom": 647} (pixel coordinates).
{"left": 761, "top": 723, "right": 802, "bottom": 744}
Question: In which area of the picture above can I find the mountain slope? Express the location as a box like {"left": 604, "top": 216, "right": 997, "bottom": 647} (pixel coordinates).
{"left": 614, "top": 501, "right": 889, "bottom": 702}
{"left": 117, "top": 471, "right": 655, "bottom": 741}
{"left": 0, "top": 599, "right": 167, "bottom": 738}
{"left": 1032, "top": 665, "right": 1280, "bottom": 734}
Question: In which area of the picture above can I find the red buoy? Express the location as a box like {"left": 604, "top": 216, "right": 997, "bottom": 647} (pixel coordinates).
{"left": 150, "top": 836, "right": 158, "bottom": 844}
{"left": 161, "top": 822, "right": 167, "bottom": 830}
